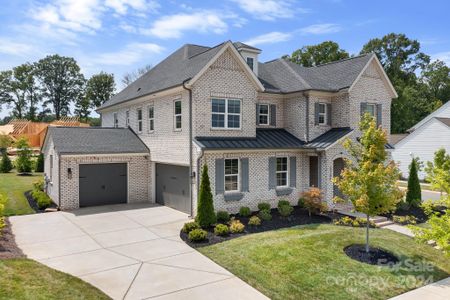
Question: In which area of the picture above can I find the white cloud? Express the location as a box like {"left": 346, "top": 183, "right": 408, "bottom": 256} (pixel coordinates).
{"left": 244, "top": 32, "right": 292, "bottom": 46}
{"left": 0, "top": 38, "right": 35, "bottom": 57}
{"left": 90, "top": 43, "right": 164, "bottom": 66}
{"left": 231, "top": 0, "right": 297, "bottom": 21}
{"left": 105, "top": 0, "right": 159, "bottom": 15}
{"left": 300, "top": 23, "right": 341, "bottom": 35}
{"left": 433, "top": 52, "right": 450, "bottom": 65}
{"left": 145, "top": 11, "right": 228, "bottom": 39}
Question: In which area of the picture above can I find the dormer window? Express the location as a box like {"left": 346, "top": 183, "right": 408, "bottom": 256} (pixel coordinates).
{"left": 246, "top": 57, "right": 254, "bottom": 71}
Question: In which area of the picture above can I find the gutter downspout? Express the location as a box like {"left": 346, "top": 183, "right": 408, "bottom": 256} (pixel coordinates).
{"left": 182, "top": 78, "right": 194, "bottom": 218}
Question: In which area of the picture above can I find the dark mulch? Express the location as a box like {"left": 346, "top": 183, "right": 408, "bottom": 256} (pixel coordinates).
{"left": 24, "top": 191, "right": 58, "bottom": 213}
{"left": 384, "top": 204, "right": 447, "bottom": 224}
{"left": 0, "top": 218, "right": 25, "bottom": 259}
{"left": 344, "top": 244, "right": 399, "bottom": 266}
{"left": 181, "top": 207, "right": 339, "bottom": 248}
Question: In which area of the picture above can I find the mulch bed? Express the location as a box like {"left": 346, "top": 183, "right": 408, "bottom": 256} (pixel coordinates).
{"left": 24, "top": 190, "right": 58, "bottom": 213}
{"left": 181, "top": 207, "right": 339, "bottom": 247}
{"left": 383, "top": 204, "right": 447, "bottom": 224}
{"left": 0, "top": 218, "right": 25, "bottom": 259}
{"left": 344, "top": 244, "right": 399, "bottom": 266}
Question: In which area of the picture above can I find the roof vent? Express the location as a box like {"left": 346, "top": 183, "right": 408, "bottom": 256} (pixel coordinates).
{"left": 137, "top": 87, "right": 141, "bottom": 92}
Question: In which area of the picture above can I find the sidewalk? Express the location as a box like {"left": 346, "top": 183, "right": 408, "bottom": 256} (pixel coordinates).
{"left": 389, "top": 277, "right": 450, "bottom": 299}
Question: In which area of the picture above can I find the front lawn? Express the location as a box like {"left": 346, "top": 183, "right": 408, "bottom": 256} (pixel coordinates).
{"left": 199, "top": 224, "right": 450, "bottom": 300}
{"left": 0, "top": 171, "right": 41, "bottom": 216}
{"left": 0, "top": 259, "right": 110, "bottom": 299}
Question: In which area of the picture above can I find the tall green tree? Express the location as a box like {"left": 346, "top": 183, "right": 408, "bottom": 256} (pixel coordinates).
{"left": 425, "top": 148, "right": 450, "bottom": 193}
{"left": 0, "top": 151, "right": 13, "bottom": 173}
{"left": 406, "top": 157, "right": 422, "bottom": 207}
{"left": 333, "top": 114, "right": 403, "bottom": 253}
{"left": 74, "top": 94, "right": 91, "bottom": 122}
{"left": 86, "top": 72, "right": 115, "bottom": 108}
{"left": 196, "top": 164, "right": 216, "bottom": 227}
{"left": 286, "top": 41, "right": 349, "bottom": 67}
{"left": 35, "top": 55, "right": 85, "bottom": 119}
{"left": 0, "top": 63, "right": 40, "bottom": 119}
{"left": 420, "top": 60, "right": 450, "bottom": 104}
{"left": 15, "top": 138, "right": 32, "bottom": 174}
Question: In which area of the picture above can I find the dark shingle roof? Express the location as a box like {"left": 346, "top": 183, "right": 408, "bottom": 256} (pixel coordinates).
{"left": 436, "top": 117, "right": 450, "bottom": 127}
{"left": 390, "top": 133, "right": 409, "bottom": 145}
{"left": 233, "top": 42, "right": 261, "bottom": 52}
{"left": 195, "top": 128, "right": 305, "bottom": 150}
{"left": 304, "top": 127, "right": 353, "bottom": 149}
{"left": 45, "top": 127, "right": 149, "bottom": 155}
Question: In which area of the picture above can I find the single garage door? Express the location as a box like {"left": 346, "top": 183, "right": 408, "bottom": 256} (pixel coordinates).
{"left": 79, "top": 163, "right": 127, "bottom": 207}
{"left": 156, "top": 164, "right": 190, "bottom": 214}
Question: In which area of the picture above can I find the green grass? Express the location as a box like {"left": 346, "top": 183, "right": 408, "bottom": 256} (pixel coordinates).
{"left": 0, "top": 259, "right": 110, "bottom": 299}
{"left": 0, "top": 171, "right": 42, "bottom": 216}
{"left": 199, "top": 224, "right": 450, "bottom": 300}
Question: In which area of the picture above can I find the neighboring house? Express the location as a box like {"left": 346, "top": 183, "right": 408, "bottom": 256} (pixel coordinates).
{"left": 43, "top": 41, "right": 397, "bottom": 215}
{"left": 391, "top": 101, "right": 450, "bottom": 180}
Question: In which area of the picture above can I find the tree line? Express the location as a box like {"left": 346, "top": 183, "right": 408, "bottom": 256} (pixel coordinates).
{"left": 284, "top": 33, "right": 450, "bottom": 134}
{"left": 0, "top": 55, "right": 151, "bottom": 124}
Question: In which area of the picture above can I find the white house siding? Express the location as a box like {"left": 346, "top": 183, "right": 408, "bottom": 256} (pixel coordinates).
{"left": 392, "top": 119, "right": 450, "bottom": 179}
{"left": 192, "top": 48, "right": 258, "bottom": 138}
{"left": 349, "top": 60, "right": 392, "bottom": 141}
{"left": 197, "top": 150, "right": 308, "bottom": 214}
{"left": 58, "top": 154, "right": 151, "bottom": 210}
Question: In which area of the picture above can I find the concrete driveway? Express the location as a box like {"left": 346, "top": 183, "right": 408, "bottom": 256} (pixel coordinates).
{"left": 9, "top": 204, "right": 267, "bottom": 300}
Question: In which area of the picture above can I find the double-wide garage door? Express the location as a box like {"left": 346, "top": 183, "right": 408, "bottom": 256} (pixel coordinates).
{"left": 156, "top": 163, "right": 190, "bottom": 214}
{"left": 79, "top": 163, "right": 127, "bottom": 207}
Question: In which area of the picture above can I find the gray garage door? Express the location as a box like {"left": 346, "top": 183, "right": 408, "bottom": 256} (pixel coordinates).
{"left": 156, "top": 164, "right": 190, "bottom": 214}
{"left": 79, "top": 163, "right": 127, "bottom": 207}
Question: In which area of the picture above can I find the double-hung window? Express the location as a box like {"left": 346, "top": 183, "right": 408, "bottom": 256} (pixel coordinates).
{"left": 276, "top": 157, "right": 288, "bottom": 187}
{"left": 137, "top": 108, "right": 143, "bottom": 133}
{"left": 318, "top": 103, "right": 327, "bottom": 125}
{"left": 148, "top": 105, "right": 154, "bottom": 132}
{"left": 125, "top": 110, "right": 130, "bottom": 127}
{"left": 258, "top": 104, "right": 269, "bottom": 125}
{"left": 174, "top": 100, "right": 182, "bottom": 130}
{"left": 113, "top": 112, "right": 118, "bottom": 128}
{"left": 224, "top": 159, "right": 239, "bottom": 192}
{"left": 246, "top": 57, "right": 254, "bottom": 71}
{"left": 211, "top": 98, "right": 241, "bottom": 129}
{"left": 365, "top": 103, "right": 376, "bottom": 117}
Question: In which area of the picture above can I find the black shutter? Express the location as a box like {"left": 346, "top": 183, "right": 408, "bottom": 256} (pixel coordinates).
{"left": 376, "top": 104, "right": 382, "bottom": 127}
{"left": 327, "top": 103, "right": 332, "bottom": 126}
{"left": 314, "top": 102, "right": 320, "bottom": 125}
{"left": 215, "top": 159, "right": 224, "bottom": 194}
{"left": 270, "top": 104, "right": 276, "bottom": 126}
{"left": 289, "top": 157, "right": 296, "bottom": 188}
{"left": 241, "top": 158, "right": 249, "bottom": 192}
{"left": 268, "top": 157, "right": 276, "bottom": 189}
{"left": 256, "top": 104, "right": 260, "bottom": 125}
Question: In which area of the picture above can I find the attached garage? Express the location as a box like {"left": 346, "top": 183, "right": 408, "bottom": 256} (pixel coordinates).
{"left": 42, "top": 127, "right": 151, "bottom": 210}
{"left": 156, "top": 163, "right": 190, "bottom": 214}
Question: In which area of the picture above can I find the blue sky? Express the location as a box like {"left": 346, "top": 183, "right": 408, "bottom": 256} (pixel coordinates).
{"left": 1, "top": 0, "right": 450, "bottom": 117}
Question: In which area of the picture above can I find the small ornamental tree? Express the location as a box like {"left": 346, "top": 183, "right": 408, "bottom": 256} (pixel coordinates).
{"left": 424, "top": 148, "right": 450, "bottom": 194}
{"left": 196, "top": 164, "right": 216, "bottom": 227}
{"left": 15, "top": 138, "right": 33, "bottom": 174}
{"left": 333, "top": 114, "right": 403, "bottom": 253}
{"left": 0, "top": 151, "right": 13, "bottom": 173}
{"left": 406, "top": 157, "right": 422, "bottom": 207}
{"left": 35, "top": 153, "right": 44, "bottom": 172}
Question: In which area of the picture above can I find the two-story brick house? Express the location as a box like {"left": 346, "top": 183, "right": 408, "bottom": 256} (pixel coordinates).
{"left": 43, "top": 41, "right": 397, "bottom": 215}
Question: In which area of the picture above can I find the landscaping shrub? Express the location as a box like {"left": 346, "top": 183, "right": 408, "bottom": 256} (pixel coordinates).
{"left": 214, "top": 224, "right": 229, "bottom": 236}
{"left": 406, "top": 158, "right": 422, "bottom": 207}
{"left": 33, "top": 179, "right": 45, "bottom": 191}
{"left": 298, "top": 197, "right": 305, "bottom": 208}
{"left": 31, "top": 190, "right": 52, "bottom": 209}
{"left": 216, "top": 210, "right": 230, "bottom": 223}
{"left": 421, "top": 199, "right": 447, "bottom": 215}
{"left": 393, "top": 215, "right": 417, "bottom": 225}
{"left": 182, "top": 221, "right": 200, "bottom": 233}
{"left": 15, "top": 138, "right": 33, "bottom": 174}
{"left": 258, "top": 209, "right": 272, "bottom": 221}
{"left": 196, "top": 164, "right": 216, "bottom": 227}
{"left": 239, "top": 206, "right": 251, "bottom": 217}
{"left": 278, "top": 203, "right": 294, "bottom": 217}
{"left": 248, "top": 215, "right": 261, "bottom": 226}
{"left": 229, "top": 218, "right": 245, "bottom": 233}
{"left": 334, "top": 216, "right": 375, "bottom": 228}
{"left": 396, "top": 199, "right": 411, "bottom": 211}
{"left": 302, "top": 187, "right": 328, "bottom": 216}
{"left": 257, "top": 202, "right": 271, "bottom": 211}
{"left": 35, "top": 153, "right": 44, "bottom": 172}
{"left": 0, "top": 194, "right": 5, "bottom": 234}
{"left": 0, "top": 151, "right": 13, "bottom": 173}
{"left": 277, "top": 200, "right": 290, "bottom": 208}
{"left": 188, "top": 228, "right": 208, "bottom": 242}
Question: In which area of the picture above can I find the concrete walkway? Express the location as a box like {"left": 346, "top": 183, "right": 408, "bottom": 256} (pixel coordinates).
{"left": 390, "top": 277, "right": 450, "bottom": 299}
{"left": 10, "top": 204, "right": 268, "bottom": 300}
{"left": 384, "top": 224, "right": 415, "bottom": 237}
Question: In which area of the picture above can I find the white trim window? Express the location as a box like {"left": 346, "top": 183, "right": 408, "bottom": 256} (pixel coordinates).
{"left": 365, "top": 103, "right": 376, "bottom": 117}
{"left": 174, "top": 100, "right": 182, "bottom": 130}
{"left": 211, "top": 98, "right": 241, "bottom": 129}
{"left": 318, "top": 103, "right": 327, "bottom": 125}
{"left": 125, "top": 110, "right": 130, "bottom": 127}
{"left": 113, "top": 112, "right": 118, "bottom": 128}
{"left": 137, "top": 108, "right": 143, "bottom": 133}
{"left": 246, "top": 57, "right": 254, "bottom": 71}
{"left": 224, "top": 158, "right": 239, "bottom": 192}
{"left": 148, "top": 105, "right": 154, "bottom": 133}
{"left": 276, "top": 157, "right": 288, "bottom": 187}
{"left": 258, "top": 104, "right": 269, "bottom": 125}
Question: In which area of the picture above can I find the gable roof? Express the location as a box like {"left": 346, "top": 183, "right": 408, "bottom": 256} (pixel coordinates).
{"left": 408, "top": 101, "right": 450, "bottom": 132}
{"left": 304, "top": 127, "right": 353, "bottom": 149}
{"left": 436, "top": 117, "right": 450, "bottom": 127}
{"left": 43, "top": 127, "right": 149, "bottom": 155}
